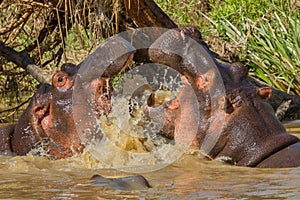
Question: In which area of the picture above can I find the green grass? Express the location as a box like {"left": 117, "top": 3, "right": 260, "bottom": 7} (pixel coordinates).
{"left": 202, "top": 2, "right": 300, "bottom": 95}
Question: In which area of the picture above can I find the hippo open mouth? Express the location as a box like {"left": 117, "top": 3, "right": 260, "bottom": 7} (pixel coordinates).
{"left": 0, "top": 26, "right": 299, "bottom": 168}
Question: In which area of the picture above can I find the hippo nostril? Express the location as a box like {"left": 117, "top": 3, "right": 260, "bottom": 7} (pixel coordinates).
{"left": 147, "top": 92, "right": 155, "bottom": 107}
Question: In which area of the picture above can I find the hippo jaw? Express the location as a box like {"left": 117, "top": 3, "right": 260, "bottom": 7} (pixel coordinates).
{"left": 10, "top": 83, "right": 52, "bottom": 156}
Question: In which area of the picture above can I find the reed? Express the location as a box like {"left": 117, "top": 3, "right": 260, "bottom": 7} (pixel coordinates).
{"left": 156, "top": 0, "right": 300, "bottom": 95}
{"left": 202, "top": 3, "right": 300, "bottom": 95}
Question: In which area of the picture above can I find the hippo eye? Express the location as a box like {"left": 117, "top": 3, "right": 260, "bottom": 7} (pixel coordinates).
{"left": 52, "top": 71, "right": 69, "bottom": 88}
{"left": 58, "top": 77, "right": 64, "bottom": 82}
{"left": 55, "top": 76, "right": 67, "bottom": 87}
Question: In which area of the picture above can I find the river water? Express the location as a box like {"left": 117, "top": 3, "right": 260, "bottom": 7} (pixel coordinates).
{"left": 0, "top": 124, "right": 299, "bottom": 199}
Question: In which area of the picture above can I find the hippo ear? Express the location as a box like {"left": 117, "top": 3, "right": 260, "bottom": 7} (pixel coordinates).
{"left": 228, "top": 62, "right": 248, "bottom": 82}
{"left": 60, "top": 63, "right": 78, "bottom": 75}
{"left": 257, "top": 87, "right": 272, "bottom": 100}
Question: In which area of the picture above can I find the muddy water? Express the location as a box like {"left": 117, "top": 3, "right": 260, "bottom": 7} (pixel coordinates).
{"left": 0, "top": 154, "right": 299, "bottom": 199}
{"left": 0, "top": 129, "right": 300, "bottom": 199}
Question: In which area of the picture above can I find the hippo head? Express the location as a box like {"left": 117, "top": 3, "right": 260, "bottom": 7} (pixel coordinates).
{"left": 207, "top": 62, "right": 299, "bottom": 167}
{"left": 8, "top": 63, "right": 85, "bottom": 158}
{"left": 2, "top": 35, "right": 135, "bottom": 159}
{"left": 37, "top": 63, "right": 84, "bottom": 158}
{"left": 148, "top": 26, "right": 300, "bottom": 167}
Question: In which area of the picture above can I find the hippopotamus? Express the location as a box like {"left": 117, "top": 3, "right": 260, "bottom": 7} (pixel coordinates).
{"left": 0, "top": 64, "right": 84, "bottom": 158}
{"left": 147, "top": 26, "right": 300, "bottom": 168}
{"left": 0, "top": 36, "right": 135, "bottom": 159}
{"left": 0, "top": 26, "right": 299, "bottom": 168}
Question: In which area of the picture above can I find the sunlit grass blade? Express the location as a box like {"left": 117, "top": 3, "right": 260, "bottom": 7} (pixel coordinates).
{"left": 203, "top": 3, "right": 300, "bottom": 95}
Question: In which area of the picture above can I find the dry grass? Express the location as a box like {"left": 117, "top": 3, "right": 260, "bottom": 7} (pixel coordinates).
{"left": 0, "top": 0, "right": 121, "bottom": 122}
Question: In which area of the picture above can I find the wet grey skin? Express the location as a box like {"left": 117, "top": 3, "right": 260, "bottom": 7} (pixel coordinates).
{"left": 90, "top": 174, "right": 151, "bottom": 190}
